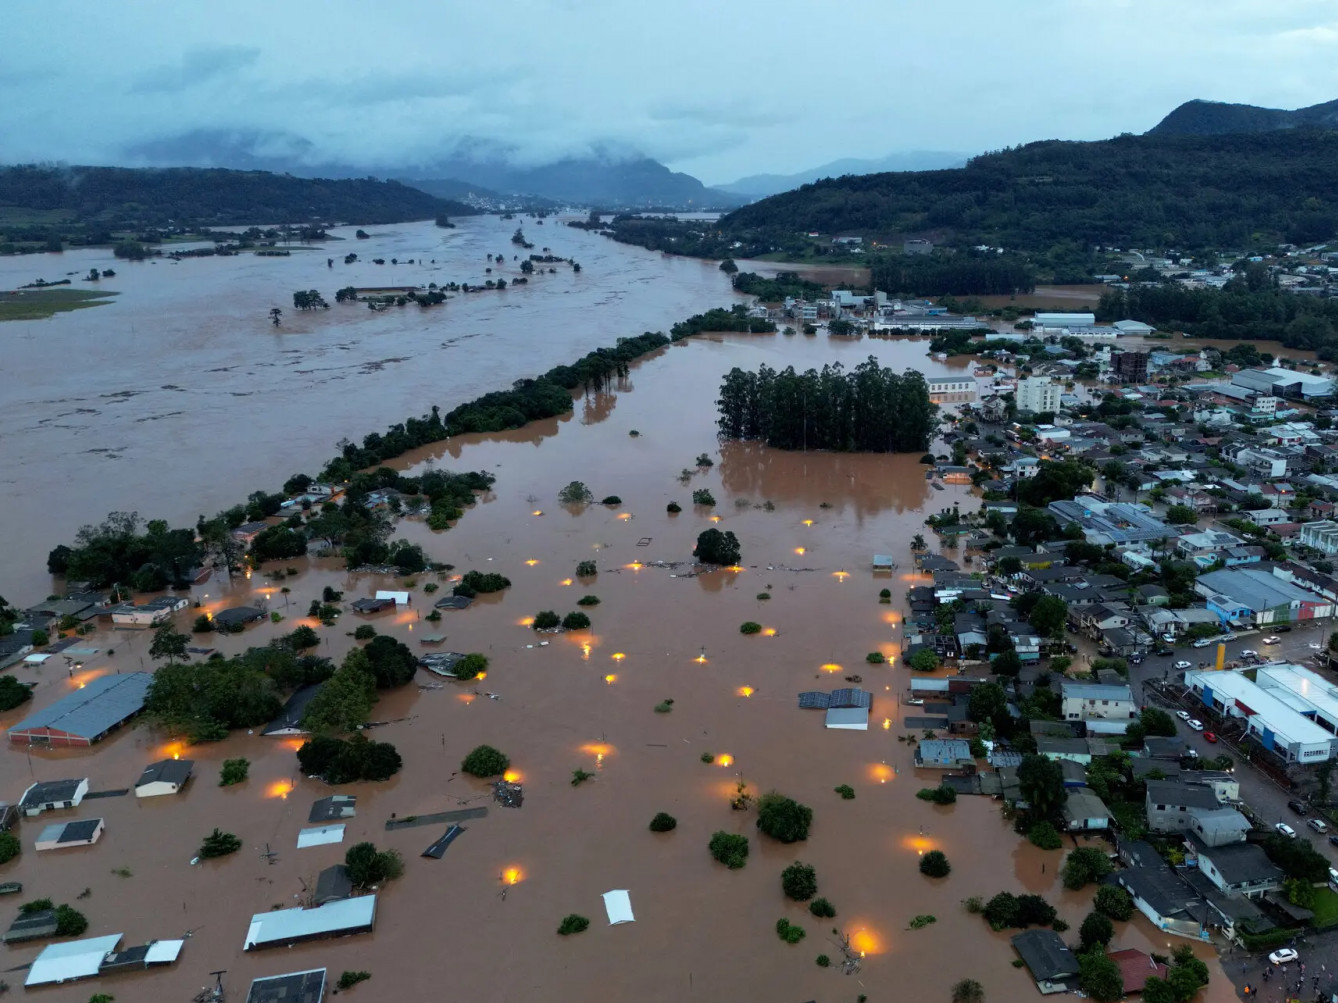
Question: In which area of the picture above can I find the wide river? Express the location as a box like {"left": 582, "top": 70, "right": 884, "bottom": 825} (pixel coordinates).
{"left": 0, "top": 220, "right": 1236, "bottom": 1003}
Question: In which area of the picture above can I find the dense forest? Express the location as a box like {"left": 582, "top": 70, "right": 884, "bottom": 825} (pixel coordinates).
{"left": 731, "top": 270, "right": 827, "bottom": 300}
{"left": 1096, "top": 268, "right": 1338, "bottom": 357}
{"left": 0, "top": 165, "right": 472, "bottom": 248}
{"left": 869, "top": 252, "right": 1035, "bottom": 296}
{"left": 716, "top": 357, "right": 936, "bottom": 453}
{"left": 719, "top": 129, "right": 1338, "bottom": 251}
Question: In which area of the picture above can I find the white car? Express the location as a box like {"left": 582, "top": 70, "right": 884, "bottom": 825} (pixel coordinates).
{"left": 1275, "top": 822, "right": 1298, "bottom": 839}
{"left": 1191, "top": 637, "right": 1215, "bottom": 648}
{"left": 1269, "top": 948, "right": 1300, "bottom": 965}
{"left": 1309, "top": 818, "right": 1329, "bottom": 834}
{"left": 1310, "top": 642, "right": 1323, "bottom": 650}
{"left": 1187, "top": 719, "right": 1204, "bottom": 731}
{"left": 1174, "top": 660, "right": 1192, "bottom": 671}
{"left": 1263, "top": 636, "right": 1281, "bottom": 645}
{"left": 1176, "top": 710, "right": 1191, "bottom": 722}
{"left": 1240, "top": 649, "right": 1258, "bottom": 659}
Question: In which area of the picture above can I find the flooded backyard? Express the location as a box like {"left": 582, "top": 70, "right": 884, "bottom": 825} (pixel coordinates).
{"left": 0, "top": 302, "right": 1237, "bottom": 1000}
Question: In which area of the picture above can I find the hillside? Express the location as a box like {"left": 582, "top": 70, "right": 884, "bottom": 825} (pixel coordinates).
{"left": 1149, "top": 97, "right": 1338, "bottom": 136}
{"left": 718, "top": 129, "right": 1338, "bottom": 251}
{"left": 0, "top": 165, "right": 470, "bottom": 229}
{"left": 716, "top": 151, "right": 967, "bottom": 198}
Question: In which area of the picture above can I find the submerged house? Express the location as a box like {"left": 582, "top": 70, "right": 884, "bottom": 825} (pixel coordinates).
{"left": 8, "top": 673, "right": 153, "bottom": 746}
{"left": 18, "top": 778, "right": 90, "bottom": 815}
{"left": 1011, "top": 929, "right": 1079, "bottom": 993}
{"left": 135, "top": 758, "right": 194, "bottom": 797}
{"left": 243, "top": 895, "right": 377, "bottom": 950}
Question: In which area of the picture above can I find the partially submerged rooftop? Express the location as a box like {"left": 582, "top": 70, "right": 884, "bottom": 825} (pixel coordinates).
{"left": 245, "top": 968, "right": 328, "bottom": 1003}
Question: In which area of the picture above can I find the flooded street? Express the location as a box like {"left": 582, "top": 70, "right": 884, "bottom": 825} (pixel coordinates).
{"left": 1, "top": 318, "right": 1235, "bottom": 1001}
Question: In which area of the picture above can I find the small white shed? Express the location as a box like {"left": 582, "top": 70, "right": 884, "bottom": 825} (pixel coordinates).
{"left": 375, "top": 590, "right": 411, "bottom": 606}
{"left": 602, "top": 889, "right": 635, "bottom": 925}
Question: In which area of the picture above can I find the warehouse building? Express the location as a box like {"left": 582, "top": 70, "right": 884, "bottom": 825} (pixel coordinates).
{"left": 243, "top": 896, "right": 376, "bottom": 950}
{"left": 1185, "top": 669, "right": 1337, "bottom": 763}
{"left": 7, "top": 673, "right": 153, "bottom": 746}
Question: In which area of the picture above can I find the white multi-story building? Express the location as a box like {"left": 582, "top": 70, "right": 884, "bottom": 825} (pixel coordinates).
{"left": 1016, "top": 377, "right": 1060, "bottom": 415}
{"left": 1300, "top": 520, "right": 1338, "bottom": 555}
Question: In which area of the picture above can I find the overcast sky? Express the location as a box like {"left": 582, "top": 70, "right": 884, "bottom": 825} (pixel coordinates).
{"left": 4, "top": 0, "right": 1338, "bottom": 183}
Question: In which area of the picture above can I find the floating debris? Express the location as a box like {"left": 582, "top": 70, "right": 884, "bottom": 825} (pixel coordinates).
{"left": 492, "top": 780, "right": 524, "bottom": 808}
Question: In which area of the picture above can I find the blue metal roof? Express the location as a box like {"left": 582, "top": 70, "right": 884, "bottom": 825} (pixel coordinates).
{"left": 8, "top": 673, "right": 152, "bottom": 742}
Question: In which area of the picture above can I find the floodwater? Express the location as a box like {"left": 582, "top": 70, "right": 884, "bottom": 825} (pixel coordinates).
{"left": 0, "top": 320, "right": 1234, "bottom": 1002}
{"left": 0, "top": 214, "right": 734, "bottom": 601}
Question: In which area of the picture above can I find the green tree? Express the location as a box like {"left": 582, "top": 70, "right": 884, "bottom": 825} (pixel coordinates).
{"left": 719, "top": 258, "right": 738, "bottom": 274}
{"left": 344, "top": 841, "right": 404, "bottom": 887}
{"left": 1018, "top": 754, "right": 1065, "bottom": 819}
{"left": 756, "top": 793, "right": 812, "bottom": 843}
{"left": 1141, "top": 977, "right": 1176, "bottom": 1003}
{"left": 1094, "top": 884, "right": 1133, "bottom": 921}
{"left": 709, "top": 831, "right": 749, "bottom": 869}
{"left": 219, "top": 758, "right": 249, "bottom": 786}
{"left": 919, "top": 850, "right": 951, "bottom": 877}
{"left": 148, "top": 622, "right": 189, "bottom": 664}
{"left": 453, "top": 653, "right": 488, "bottom": 681}
{"left": 1164, "top": 504, "right": 1197, "bottom": 525}
{"left": 649, "top": 812, "right": 677, "bottom": 832}
{"left": 1028, "top": 595, "right": 1069, "bottom": 638}
{"left": 1140, "top": 707, "right": 1178, "bottom": 737}
{"left": 301, "top": 649, "right": 377, "bottom": 733}
{"left": 1079, "top": 911, "right": 1114, "bottom": 951}
{"left": 54, "top": 904, "right": 88, "bottom": 936}
{"left": 967, "top": 681, "right": 1008, "bottom": 729}
{"left": 558, "top": 481, "right": 594, "bottom": 504}
{"left": 694, "top": 528, "right": 741, "bottom": 565}
{"left": 908, "top": 648, "right": 940, "bottom": 672}
{"left": 781, "top": 862, "right": 818, "bottom": 900}
{"left": 461, "top": 744, "right": 510, "bottom": 778}
{"left": 952, "top": 979, "right": 984, "bottom": 1003}
{"left": 199, "top": 828, "right": 242, "bottom": 858}
{"left": 1062, "top": 846, "right": 1114, "bottom": 889}
{"left": 0, "top": 830, "right": 20, "bottom": 864}
{"left": 1079, "top": 951, "right": 1124, "bottom": 1003}
{"left": 0, "top": 676, "right": 33, "bottom": 713}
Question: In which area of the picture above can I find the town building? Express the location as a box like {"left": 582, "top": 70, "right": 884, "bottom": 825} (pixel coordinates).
{"left": 1232, "top": 367, "right": 1333, "bottom": 400}
{"left": 1016, "top": 377, "right": 1061, "bottom": 414}
{"left": 926, "top": 376, "right": 976, "bottom": 397}
{"left": 1011, "top": 930, "right": 1079, "bottom": 993}
{"left": 18, "top": 778, "right": 90, "bottom": 815}
{"left": 1300, "top": 520, "right": 1338, "bottom": 555}
{"left": 245, "top": 969, "right": 327, "bottom": 1003}
{"left": 1034, "top": 312, "right": 1096, "bottom": 330}
{"left": 7, "top": 673, "right": 153, "bottom": 746}
{"left": 1185, "top": 668, "right": 1336, "bottom": 763}
{"left": 1187, "top": 836, "right": 1282, "bottom": 898}
{"left": 1145, "top": 779, "right": 1250, "bottom": 846}
{"left": 1060, "top": 681, "right": 1136, "bottom": 725}
{"left": 135, "top": 758, "right": 194, "bottom": 797}
{"left": 1110, "top": 350, "right": 1149, "bottom": 383}
{"left": 1047, "top": 496, "right": 1169, "bottom": 545}
{"left": 110, "top": 596, "right": 188, "bottom": 628}
{"left": 1194, "top": 566, "right": 1333, "bottom": 626}
{"left": 243, "top": 896, "right": 377, "bottom": 950}
{"left": 34, "top": 818, "right": 105, "bottom": 850}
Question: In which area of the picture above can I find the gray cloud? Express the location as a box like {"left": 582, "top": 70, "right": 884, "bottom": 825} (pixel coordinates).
{"left": 3, "top": 0, "right": 1338, "bottom": 182}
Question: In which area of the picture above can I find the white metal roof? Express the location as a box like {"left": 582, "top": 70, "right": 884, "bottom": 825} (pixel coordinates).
{"left": 825, "top": 706, "right": 870, "bottom": 730}
{"left": 1187, "top": 669, "right": 1334, "bottom": 747}
{"left": 296, "top": 824, "right": 346, "bottom": 848}
{"left": 602, "top": 889, "right": 635, "bottom": 925}
{"left": 25, "top": 934, "right": 122, "bottom": 986}
{"left": 375, "top": 590, "right": 410, "bottom": 604}
{"left": 1255, "top": 664, "right": 1338, "bottom": 725}
{"left": 244, "top": 895, "right": 376, "bottom": 950}
{"left": 145, "top": 939, "right": 184, "bottom": 964}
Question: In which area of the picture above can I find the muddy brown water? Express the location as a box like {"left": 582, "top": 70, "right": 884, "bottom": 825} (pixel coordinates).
{"left": 1, "top": 323, "right": 1235, "bottom": 1001}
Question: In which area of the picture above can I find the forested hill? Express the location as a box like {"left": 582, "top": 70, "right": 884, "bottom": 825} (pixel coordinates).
{"left": 1148, "top": 98, "right": 1338, "bottom": 136}
{"left": 0, "top": 165, "right": 472, "bottom": 227}
{"left": 718, "top": 129, "right": 1338, "bottom": 251}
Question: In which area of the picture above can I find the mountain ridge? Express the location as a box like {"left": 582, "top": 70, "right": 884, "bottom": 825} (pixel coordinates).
{"left": 1148, "top": 97, "right": 1338, "bottom": 136}
{"left": 715, "top": 151, "right": 968, "bottom": 198}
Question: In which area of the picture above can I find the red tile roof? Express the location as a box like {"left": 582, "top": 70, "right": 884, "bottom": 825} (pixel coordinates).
{"left": 1107, "top": 949, "right": 1168, "bottom": 993}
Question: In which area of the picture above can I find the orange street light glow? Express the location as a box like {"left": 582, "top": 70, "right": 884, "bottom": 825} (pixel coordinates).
{"left": 717, "top": 754, "right": 734, "bottom": 767}
{"left": 475, "top": 671, "right": 487, "bottom": 681}
{"left": 580, "top": 743, "right": 613, "bottom": 757}
{"left": 625, "top": 562, "right": 643, "bottom": 571}
{"left": 267, "top": 780, "right": 293, "bottom": 800}
{"left": 821, "top": 663, "right": 841, "bottom": 673}
{"left": 802, "top": 519, "right": 814, "bottom": 527}
{"left": 525, "top": 559, "right": 539, "bottom": 566}
{"left": 869, "top": 763, "right": 894, "bottom": 784}
{"left": 761, "top": 627, "right": 776, "bottom": 636}
{"left": 738, "top": 686, "right": 754, "bottom": 697}
{"left": 519, "top": 617, "right": 535, "bottom": 627}
{"left": 503, "top": 867, "right": 522, "bottom": 885}
{"left": 794, "top": 547, "right": 805, "bottom": 555}
{"left": 532, "top": 510, "right": 543, "bottom": 516}
{"left": 617, "top": 512, "right": 632, "bottom": 520}
{"left": 560, "top": 578, "right": 573, "bottom": 586}
{"left": 882, "top": 718, "right": 891, "bottom": 730}
{"left": 850, "top": 928, "right": 884, "bottom": 956}
{"left": 503, "top": 770, "right": 522, "bottom": 783}
{"left": 832, "top": 570, "right": 850, "bottom": 581}
{"left": 695, "top": 654, "right": 708, "bottom": 664}
{"left": 611, "top": 652, "right": 626, "bottom": 661}
{"left": 604, "top": 674, "right": 617, "bottom": 684}
{"left": 581, "top": 643, "right": 591, "bottom": 660}
{"left": 457, "top": 693, "right": 476, "bottom": 705}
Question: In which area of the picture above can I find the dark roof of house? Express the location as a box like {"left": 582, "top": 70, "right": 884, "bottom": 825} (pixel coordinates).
{"left": 213, "top": 605, "right": 266, "bottom": 627}
{"left": 1037, "top": 736, "right": 1090, "bottom": 756}
{"left": 2, "top": 908, "right": 58, "bottom": 943}
{"left": 314, "top": 865, "right": 352, "bottom": 905}
{"left": 55, "top": 818, "right": 103, "bottom": 843}
{"left": 1011, "top": 929, "right": 1079, "bottom": 981}
{"left": 136, "top": 758, "right": 194, "bottom": 788}
{"left": 1190, "top": 836, "right": 1283, "bottom": 885}
{"left": 1131, "top": 759, "right": 1180, "bottom": 781}
{"left": 829, "top": 688, "right": 872, "bottom": 709}
{"left": 1146, "top": 779, "right": 1221, "bottom": 811}
{"left": 1118, "top": 866, "right": 1204, "bottom": 922}
{"left": 262, "top": 682, "right": 325, "bottom": 735}
{"left": 8, "top": 673, "right": 152, "bottom": 741}
{"left": 1143, "top": 736, "right": 1189, "bottom": 760}
{"left": 245, "top": 969, "right": 329, "bottom": 1003}
{"left": 309, "top": 795, "right": 357, "bottom": 823}
{"left": 433, "top": 595, "right": 473, "bottom": 610}
{"left": 20, "top": 778, "right": 85, "bottom": 807}
{"left": 351, "top": 597, "right": 393, "bottom": 613}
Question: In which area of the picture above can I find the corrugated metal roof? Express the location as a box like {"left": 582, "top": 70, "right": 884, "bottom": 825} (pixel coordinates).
{"left": 244, "top": 896, "right": 376, "bottom": 950}
{"left": 8, "top": 673, "right": 152, "bottom": 741}
{"left": 25, "top": 934, "right": 122, "bottom": 986}
{"left": 144, "top": 939, "right": 184, "bottom": 964}
{"left": 245, "top": 968, "right": 328, "bottom": 1003}
{"left": 296, "top": 824, "right": 345, "bottom": 848}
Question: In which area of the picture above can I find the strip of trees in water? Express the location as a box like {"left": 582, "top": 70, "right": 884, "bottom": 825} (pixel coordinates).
{"left": 43, "top": 308, "right": 764, "bottom": 591}
{"left": 869, "top": 252, "right": 1035, "bottom": 297}
{"left": 716, "top": 356, "right": 937, "bottom": 453}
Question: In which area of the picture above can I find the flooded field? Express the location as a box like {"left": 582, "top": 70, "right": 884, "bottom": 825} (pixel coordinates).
{"left": 0, "top": 215, "right": 735, "bottom": 600}
{"left": 0, "top": 326, "right": 1235, "bottom": 1002}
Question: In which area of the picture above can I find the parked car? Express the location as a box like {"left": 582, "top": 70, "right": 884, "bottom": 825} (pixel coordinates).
{"left": 1275, "top": 624, "right": 1293, "bottom": 632}
{"left": 1275, "top": 822, "right": 1298, "bottom": 839}
{"left": 1269, "top": 948, "right": 1300, "bottom": 965}
{"left": 1240, "top": 649, "right": 1258, "bottom": 659}
{"left": 1154, "top": 647, "right": 1174, "bottom": 657}
{"left": 1187, "top": 719, "right": 1204, "bottom": 731}
{"left": 1174, "top": 660, "right": 1192, "bottom": 671}
{"left": 905, "top": 698, "right": 924, "bottom": 706}
{"left": 1263, "top": 636, "right": 1281, "bottom": 645}
{"left": 1204, "top": 732, "right": 1217, "bottom": 743}
{"left": 1161, "top": 634, "right": 1177, "bottom": 644}
{"left": 1176, "top": 710, "right": 1191, "bottom": 722}
{"left": 1288, "top": 800, "right": 1308, "bottom": 815}
{"left": 1309, "top": 818, "right": 1329, "bottom": 834}
{"left": 1330, "top": 834, "right": 1338, "bottom": 848}
{"left": 1192, "top": 637, "right": 1215, "bottom": 648}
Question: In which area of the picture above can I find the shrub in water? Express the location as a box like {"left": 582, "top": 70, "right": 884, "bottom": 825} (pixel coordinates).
{"left": 833, "top": 784, "right": 855, "bottom": 800}
{"left": 461, "top": 744, "right": 509, "bottom": 777}
{"left": 775, "top": 918, "right": 805, "bottom": 944}
{"left": 740, "top": 621, "right": 762, "bottom": 635}
{"left": 809, "top": 897, "right": 836, "bottom": 918}
{"left": 919, "top": 850, "right": 951, "bottom": 878}
{"left": 557, "top": 914, "right": 590, "bottom": 936}
{"left": 709, "top": 831, "right": 749, "bottom": 869}
{"left": 532, "top": 610, "right": 560, "bottom": 630}
{"left": 781, "top": 862, "right": 818, "bottom": 901}
{"left": 649, "top": 812, "right": 677, "bottom": 832}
